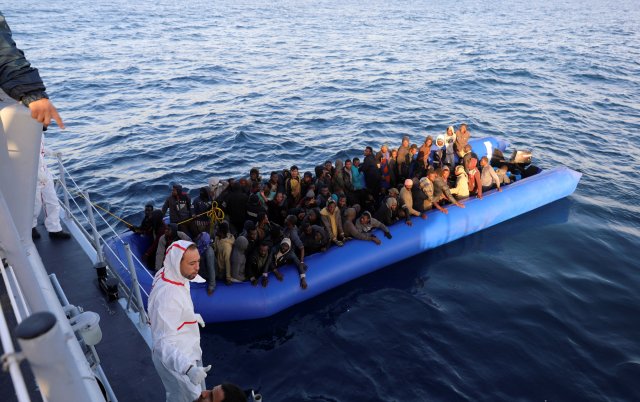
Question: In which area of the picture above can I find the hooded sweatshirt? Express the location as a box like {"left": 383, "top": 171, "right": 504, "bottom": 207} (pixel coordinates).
{"left": 356, "top": 211, "right": 390, "bottom": 236}
{"left": 230, "top": 236, "right": 248, "bottom": 281}
{"left": 351, "top": 164, "right": 366, "bottom": 191}
{"left": 148, "top": 240, "right": 202, "bottom": 380}
{"left": 320, "top": 204, "right": 343, "bottom": 240}
{"left": 214, "top": 233, "right": 235, "bottom": 280}
{"left": 374, "top": 197, "right": 401, "bottom": 226}
{"left": 450, "top": 167, "right": 470, "bottom": 199}
{"left": 343, "top": 208, "right": 374, "bottom": 241}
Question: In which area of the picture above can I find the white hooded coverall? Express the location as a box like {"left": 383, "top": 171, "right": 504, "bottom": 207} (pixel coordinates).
{"left": 33, "top": 139, "right": 62, "bottom": 232}
{"left": 148, "top": 240, "right": 203, "bottom": 402}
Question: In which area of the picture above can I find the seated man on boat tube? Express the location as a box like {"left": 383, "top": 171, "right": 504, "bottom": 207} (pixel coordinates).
{"left": 480, "top": 156, "right": 503, "bottom": 193}
{"left": 399, "top": 178, "right": 427, "bottom": 222}
{"left": 343, "top": 208, "right": 383, "bottom": 245}
{"left": 300, "top": 222, "right": 330, "bottom": 256}
{"left": 320, "top": 198, "right": 345, "bottom": 247}
{"left": 431, "top": 168, "right": 465, "bottom": 213}
{"left": 148, "top": 240, "right": 211, "bottom": 402}
{"left": 265, "top": 238, "right": 309, "bottom": 289}
{"left": 374, "top": 196, "right": 401, "bottom": 227}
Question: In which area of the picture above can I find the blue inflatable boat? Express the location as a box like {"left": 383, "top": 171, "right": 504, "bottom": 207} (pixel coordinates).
{"left": 103, "top": 137, "right": 581, "bottom": 323}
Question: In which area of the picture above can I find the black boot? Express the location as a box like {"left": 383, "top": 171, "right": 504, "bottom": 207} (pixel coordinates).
{"left": 49, "top": 230, "right": 71, "bottom": 239}
{"left": 32, "top": 227, "right": 41, "bottom": 240}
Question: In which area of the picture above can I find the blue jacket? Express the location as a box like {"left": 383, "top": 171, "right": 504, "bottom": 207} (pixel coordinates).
{"left": 351, "top": 165, "right": 366, "bottom": 190}
{"left": 0, "top": 12, "right": 47, "bottom": 105}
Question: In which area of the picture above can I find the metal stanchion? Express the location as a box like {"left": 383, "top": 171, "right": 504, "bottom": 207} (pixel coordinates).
{"left": 83, "top": 191, "right": 104, "bottom": 263}
{"left": 57, "top": 153, "right": 71, "bottom": 219}
{"left": 123, "top": 243, "right": 149, "bottom": 327}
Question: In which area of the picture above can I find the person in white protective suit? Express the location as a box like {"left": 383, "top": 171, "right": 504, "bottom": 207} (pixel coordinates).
{"left": 32, "top": 137, "right": 71, "bottom": 239}
{"left": 148, "top": 240, "right": 211, "bottom": 402}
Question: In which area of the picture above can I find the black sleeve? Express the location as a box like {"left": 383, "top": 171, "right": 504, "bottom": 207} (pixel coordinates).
{"left": 0, "top": 13, "right": 47, "bottom": 103}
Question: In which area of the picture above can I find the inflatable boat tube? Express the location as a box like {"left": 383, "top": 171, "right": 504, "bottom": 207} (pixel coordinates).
{"left": 103, "top": 137, "right": 581, "bottom": 323}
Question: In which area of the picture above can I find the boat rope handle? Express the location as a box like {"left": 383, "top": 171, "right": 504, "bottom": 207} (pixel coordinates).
{"left": 177, "top": 201, "right": 225, "bottom": 226}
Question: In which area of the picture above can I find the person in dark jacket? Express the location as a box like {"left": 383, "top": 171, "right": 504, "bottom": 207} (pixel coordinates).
{"left": 192, "top": 187, "right": 212, "bottom": 235}
{"left": 265, "top": 238, "right": 309, "bottom": 289}
{"left": 246, "top": 242, "right": 271, "bottom": 286}
{"left": 245, "top": 193, "right": 265, "bottom": 224}
{"left": 161, "top": 183, "right": 193, "bottom": 236}
{"left": 129, "top": 203, "right": 155, "bottom": 236}
{"left": 0, "top": 12, "right": 64, "bottom": 128}
{"left": 224, "top": 182, "right": 249, "bottom": 234}
{"left": 300, "top": 223, "right": 329, "bottom": 256}
{"left": 142, "top": 210, "right": 166, "bottom": 270}
{"left": 374, "top": 197, "right": 405, "bottom": 227}
{"left": 360, "top": 146, "right": 381, "bottom": 196}
{"left": 283, "top": 215, "right": 305, "bottom": 262}
{"left": 267, "top": 192, "right": 288, "bottom": 226}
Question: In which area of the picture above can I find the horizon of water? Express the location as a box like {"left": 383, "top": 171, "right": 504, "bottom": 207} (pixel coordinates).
{"left": 4, "top": 0, "right": 640, "bottom": 400}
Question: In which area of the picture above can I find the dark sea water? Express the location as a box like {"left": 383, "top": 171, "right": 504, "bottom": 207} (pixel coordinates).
{"left": 5, "top": 0, "right": 640, "bottom": 400}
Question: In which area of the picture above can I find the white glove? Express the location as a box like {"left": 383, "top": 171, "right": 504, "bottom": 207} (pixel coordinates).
{"left": 195, "top": 314, "right": 205, "bottom": 328}
{"left": 186, "top": 364, "right": 211, "bottom": 385}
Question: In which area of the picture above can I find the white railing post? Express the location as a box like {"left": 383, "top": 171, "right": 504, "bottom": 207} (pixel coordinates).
{"left": 123, "top": 243, "right": 149, "bottom": 327}
{"left": 83, "top": 191, "right": 104, "bottom": 263}
{"left": 57, "top": 152, "right": 71, "bottom": 218}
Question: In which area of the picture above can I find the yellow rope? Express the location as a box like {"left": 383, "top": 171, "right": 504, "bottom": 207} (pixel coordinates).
{"left": 177, "top": 201, "right": 225, "bottom": 225}
{"left": 73, "top": 190, "right": 135, "bottom": 227}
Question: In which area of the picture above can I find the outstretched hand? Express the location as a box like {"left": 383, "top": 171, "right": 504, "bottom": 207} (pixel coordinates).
{"left": 28, "top": 98, "right": 65, "bottom": 129}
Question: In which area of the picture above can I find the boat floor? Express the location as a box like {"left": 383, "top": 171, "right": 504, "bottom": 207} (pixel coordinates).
{"left": 1, "top": 221, "right": 165, "bottom": 401}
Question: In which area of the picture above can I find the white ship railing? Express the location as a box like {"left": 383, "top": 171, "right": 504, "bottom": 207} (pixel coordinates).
{"left": 52, "top": 154, "right": 152, "bottom": 343}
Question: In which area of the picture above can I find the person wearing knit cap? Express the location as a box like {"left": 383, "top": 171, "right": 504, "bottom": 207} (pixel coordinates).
{"left": 148, "top": 240, "right": 211, "bottom": 402}
{"left": 161, "top": 183, "right": 194, "bottom": 237}
{"left": 399, "top": 178, "right": 427, "bottom": 224}
{"left": 264, "top": 238, "right": 309, "bottom": 289}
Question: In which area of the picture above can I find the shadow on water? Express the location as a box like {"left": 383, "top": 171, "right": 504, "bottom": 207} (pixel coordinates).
{"left": 204, "top": 197, "right": 574, "bottom": 346}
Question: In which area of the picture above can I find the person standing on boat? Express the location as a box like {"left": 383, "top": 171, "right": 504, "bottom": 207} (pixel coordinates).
{"left": 455, "top": 123, "right": 471, "bottom": 158}
{"left": 148, "top": 240, "right": 211, "bottom": 402}
{"left": 162, "top": 183, "right": 194, "bottom": 237}
{"left": 0, "top": 12, "right": 64, "bottom": 129}
{"left": 32, "top": 138, "right": 71, "bottom": 239}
